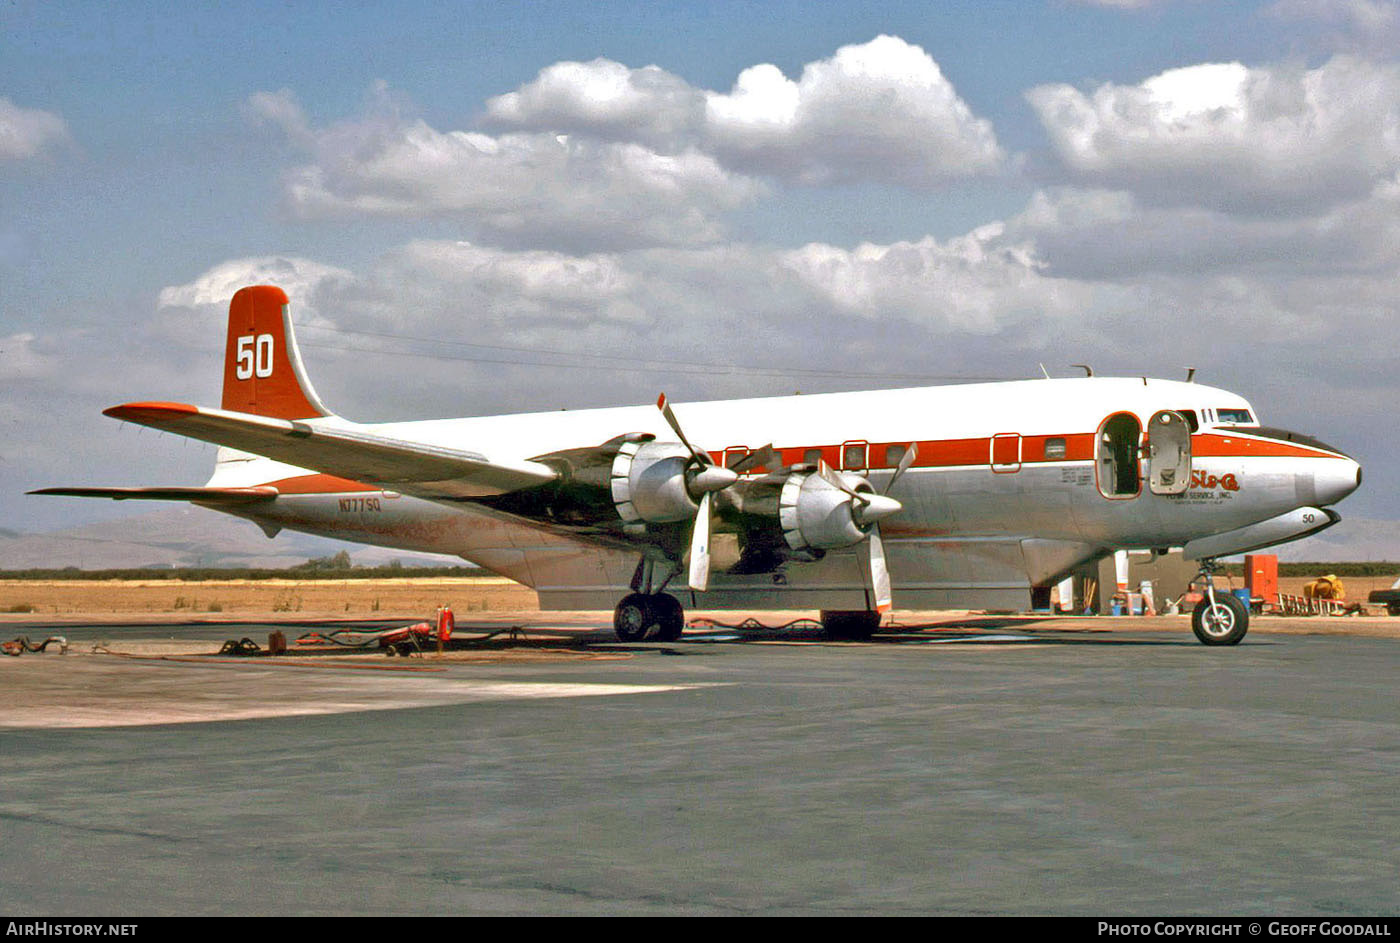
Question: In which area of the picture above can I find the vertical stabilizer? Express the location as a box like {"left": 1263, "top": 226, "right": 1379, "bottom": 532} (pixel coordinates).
{"left": 221, "top": 285, "right": 330, "bottom": 419}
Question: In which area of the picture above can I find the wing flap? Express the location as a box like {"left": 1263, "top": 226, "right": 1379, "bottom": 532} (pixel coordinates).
{"left": 102, "top": 401, "right": 557, "bottom": 499}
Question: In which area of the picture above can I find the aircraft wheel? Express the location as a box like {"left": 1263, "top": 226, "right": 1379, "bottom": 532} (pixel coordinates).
{"left": 1191, "top": 592, "right": 1249, "bottom": 645}
{"left": 821, "top": 609, "right": 880, "bottom": 641}
{"left": 652, "top": 594, "right": 685, "bottom": 642}
{"left": 614, "top": 593, "right": 655, "bottom": 642}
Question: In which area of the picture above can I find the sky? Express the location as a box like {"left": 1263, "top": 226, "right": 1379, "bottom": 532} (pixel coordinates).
{"left": 3, "top": 0, "right": 1399, "bottom": 540}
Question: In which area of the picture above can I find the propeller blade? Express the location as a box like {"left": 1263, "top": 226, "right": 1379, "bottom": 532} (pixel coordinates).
{"left": 816, "top": 459, "right": 867, "bottom": 503}
{"left": 885, "top": 442, "right": 918, "bottom": 494}
{"left": 657, "top": 393, "right": 711, "bottom": 466}
{"left": 869, "top": 525, "right": 892, "bottom": 613}
{"left": 730, "top": 444, "right": 779, "bottom": 474}
{"left": 688, "top": 492, "right": 712, "bottom": 591}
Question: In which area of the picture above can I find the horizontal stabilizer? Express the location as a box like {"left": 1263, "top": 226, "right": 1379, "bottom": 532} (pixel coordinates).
{"left": 101, "top": 401, "right": 557, "bottom": 500}
{"left": 29, "top": 485, "right": 278, "bottom": 504}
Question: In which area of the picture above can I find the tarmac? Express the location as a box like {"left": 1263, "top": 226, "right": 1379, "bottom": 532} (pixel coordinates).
{"left": 1, "top": 611, "right": 1397, "bottom": 916}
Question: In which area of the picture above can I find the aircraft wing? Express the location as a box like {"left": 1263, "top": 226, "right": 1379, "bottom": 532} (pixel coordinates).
{"left": 28, "top": 485, "right": 278, "bottom": 504}
{"left": 101, "top": 401, "right": 557, "bottom": 499}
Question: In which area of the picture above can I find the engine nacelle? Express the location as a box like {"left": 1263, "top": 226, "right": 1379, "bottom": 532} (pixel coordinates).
{"left": 777, "top": 469, "right": 874, "bottom": 552}
{"left": 610, "top": 439, "right": 698, "bottom": 527}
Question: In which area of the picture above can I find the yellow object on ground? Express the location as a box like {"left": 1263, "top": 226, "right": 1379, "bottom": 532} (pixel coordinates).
{"left": 1303, "top": 575, "right": 1345, "bottom": 600}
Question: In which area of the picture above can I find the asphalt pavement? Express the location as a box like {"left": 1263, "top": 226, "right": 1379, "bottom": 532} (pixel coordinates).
{"left": 1, "top": 618, "right": 1396, "bottom": 915}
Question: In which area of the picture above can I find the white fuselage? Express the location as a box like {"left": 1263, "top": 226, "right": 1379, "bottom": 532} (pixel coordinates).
{"left": 203, "top": 377, "right": 1361, "bottom": 611}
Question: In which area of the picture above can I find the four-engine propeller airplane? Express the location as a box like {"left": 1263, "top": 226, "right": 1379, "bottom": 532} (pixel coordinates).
{"left": 35, "top": 285, "right": 1363, "bottom": 644}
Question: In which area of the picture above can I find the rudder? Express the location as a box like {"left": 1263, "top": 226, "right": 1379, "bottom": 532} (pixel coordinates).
{"left": 221, "top": 285, "right": 329, "bottom": 420}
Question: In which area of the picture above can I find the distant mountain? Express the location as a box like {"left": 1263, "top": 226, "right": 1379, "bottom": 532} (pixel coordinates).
{"left": 0, "top": 506, "right": 462, "bottom": 570}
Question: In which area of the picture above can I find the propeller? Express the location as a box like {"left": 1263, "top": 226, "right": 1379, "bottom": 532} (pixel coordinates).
{"left": 657, "top": 394, "right": 737, "bottom": 591}
{"left": 815, "top": 443, "right": 918, "bottom": 612}
{"left": 730, "top": 443, "right": 780, "bottom": 475}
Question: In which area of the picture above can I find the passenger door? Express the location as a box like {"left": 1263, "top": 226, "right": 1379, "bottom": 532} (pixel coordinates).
{"left": 1147, "top": 410, "right": 1192, "bottom": 495}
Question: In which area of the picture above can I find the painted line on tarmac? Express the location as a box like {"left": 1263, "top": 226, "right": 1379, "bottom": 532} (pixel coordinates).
{"left": 0, "top": 665, "right": 717, "bottom": 729}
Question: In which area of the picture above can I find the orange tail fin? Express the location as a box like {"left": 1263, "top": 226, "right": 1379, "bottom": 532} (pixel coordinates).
{"left": 221, "top": 285, "right": 329, "bottom": 420}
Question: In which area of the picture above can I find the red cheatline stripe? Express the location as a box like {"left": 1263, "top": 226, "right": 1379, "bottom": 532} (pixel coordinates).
{"left": 243, "top": 431, "right": 1347, "bottom": 495}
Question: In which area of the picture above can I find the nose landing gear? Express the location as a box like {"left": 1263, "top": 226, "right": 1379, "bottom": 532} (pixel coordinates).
{"left": 1190, "top": 558, "right": 1249, "bottom": 645}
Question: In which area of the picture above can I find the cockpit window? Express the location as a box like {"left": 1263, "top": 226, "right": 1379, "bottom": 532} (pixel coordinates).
{"left": 1216, "top": 408, "right": 1253, "bottom": 424}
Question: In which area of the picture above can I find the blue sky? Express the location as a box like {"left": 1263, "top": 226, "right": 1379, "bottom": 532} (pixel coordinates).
{"left": 3, "top": 0, "right": 1398, "bottom": 544}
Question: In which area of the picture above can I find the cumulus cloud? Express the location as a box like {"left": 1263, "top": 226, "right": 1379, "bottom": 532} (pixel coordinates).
{"left": 777, "top": 224, "right": 1104, "bottom": 333}
{"left": 251, "top": 84, "right": 760, "bottom": 252}
{"left": 485, "top": 59, "right": 703, "bottom": 147}
{"left": 365, "top": 240, "right": 648, "bottom": 328}
{"left": 484, "top": 36, "right": 1005, "bottom": 188}
{"left": 703, "top": 36, "right": 1004, "bottom": 186}
{"left": 249, "top": 39, "right": 1004, "bottom": 254}
{"left": 243, "top": 88, "right": 314, "bottom": 147}
{"left": 1000, "top": 185, "right": 1400, "bottom": 280}
{"left": 157, "top": 255, "right": 353, "bottom": 311}
{"left": 0, "top": 98, "right": 68, "bottom": 160}
{"left": 155, "top": 256, "right": 354, "bottom": 348}
{"left": 1026, "top": 57, "right": 1400, "bottom": 214}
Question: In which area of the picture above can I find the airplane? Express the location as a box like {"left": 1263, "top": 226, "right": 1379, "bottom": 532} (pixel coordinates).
{"left": 34, "top": 285, "right": 1363, "bottom": 645}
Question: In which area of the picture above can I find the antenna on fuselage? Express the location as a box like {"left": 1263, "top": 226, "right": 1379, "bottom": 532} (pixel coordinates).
{"left": 1186, "top": 368, "right": 1196, "bottom": 383}
{"left": 1039, "top": 363, "right": 1050, "bottom": 379}
{"left": 1072, "top": 364, "right": 1094, "bottom": 377}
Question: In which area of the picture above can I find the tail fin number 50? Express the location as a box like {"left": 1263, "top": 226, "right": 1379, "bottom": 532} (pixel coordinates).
{"left": 236, "top": 334, "right": 274, "bottom": 380}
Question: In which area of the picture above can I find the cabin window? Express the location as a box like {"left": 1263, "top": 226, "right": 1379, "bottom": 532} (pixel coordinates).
{"left": 842, "top": 443, "right": 867, "bottom": 471}
{"left": 802, "top": 448, "right": 824, "bottom": 466}
{"left": 883, "top": 444, "right": 907, "bottom": 468}
{"left": 1097, "top": 413, "right": 1142, "bottom": 498}
{"left": 1044, "top": 437, "right": 1066, "bottom": 460}
{"left": 724, "top": 448, "right": 750, "bottom": 469}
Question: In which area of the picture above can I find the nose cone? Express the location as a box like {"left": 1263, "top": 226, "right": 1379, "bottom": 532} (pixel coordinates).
{"left": 689, "top": 464, "right": 739, "bottom": 493}
{"left": 1315, "top": 455, "right": 1363, "bottom": 506}
{"left": 854, "top": 493, "right": 902, "bottom": 526}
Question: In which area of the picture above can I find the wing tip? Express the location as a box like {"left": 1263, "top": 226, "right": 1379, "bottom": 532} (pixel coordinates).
{"left": 103, "top": 401, "right": 200, "bottom": 421}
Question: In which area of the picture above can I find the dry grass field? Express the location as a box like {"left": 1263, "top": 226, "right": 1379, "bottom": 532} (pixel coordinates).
{"left": 0, "top": 577, "right": 537, "bottom": 619}
{"left": 0, "top": 573, "right": 1396, "bottom": 621}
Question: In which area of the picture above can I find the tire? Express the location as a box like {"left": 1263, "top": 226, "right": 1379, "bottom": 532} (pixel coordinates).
{"left": 1387, "top": 603, "right": 1400, "bottom": 617}
{"left": 613, "top": 593, "right": 654, "bottom": 642}
{"left": 1191, "top": 592, "right": 1249, "bottom": 645}
{"left": 652, "top": 594, "right": 685, "bottom": 641}
{"left": 821, "top": 609, "right": 880, "bottom": 641}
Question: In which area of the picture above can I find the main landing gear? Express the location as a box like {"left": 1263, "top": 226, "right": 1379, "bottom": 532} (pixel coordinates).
{"left": 613, "top": 592, "right": 685, "bottom": 642}
{"left": 1190, "top": 558, "right": 1249, "bottom": 646}
{"left": 820, "top": 609, "right": 881, "bottom": 641}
